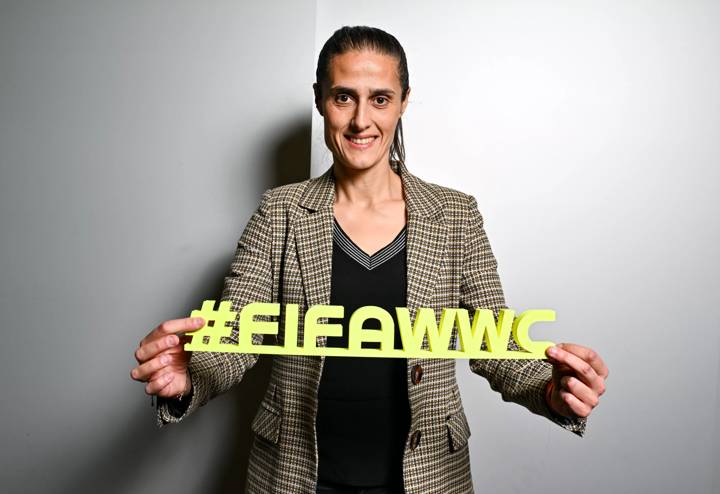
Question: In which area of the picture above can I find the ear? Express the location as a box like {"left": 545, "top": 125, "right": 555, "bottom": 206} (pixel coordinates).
{"left": 313, "top": 82, "right": 324, "bottom": 116}
{"left": 400, "top": 86, "right": 411, "bottom": 116}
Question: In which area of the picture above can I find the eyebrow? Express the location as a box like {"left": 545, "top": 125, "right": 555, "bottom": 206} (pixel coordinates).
{"left": 330, "top": 86, "right": 396, "bottom": 97}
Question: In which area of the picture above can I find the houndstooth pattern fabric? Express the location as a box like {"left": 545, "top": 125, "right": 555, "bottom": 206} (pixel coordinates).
{"left": 156, "top": 160, "right": 586, "bottom": 493}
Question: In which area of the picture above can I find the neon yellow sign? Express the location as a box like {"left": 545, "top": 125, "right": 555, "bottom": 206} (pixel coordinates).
{"left": 184, "top": 300, "right": 555, "bottom": 359}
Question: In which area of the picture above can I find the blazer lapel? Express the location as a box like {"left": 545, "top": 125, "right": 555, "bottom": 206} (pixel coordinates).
{"left": 295, "top": 211, "right": 333, "bottom": 308}
{"left": 295, "top": 167, "right": 335, "bottom": 347}
{"left": 397, "top": 162, "right": 447, "bottom": 351}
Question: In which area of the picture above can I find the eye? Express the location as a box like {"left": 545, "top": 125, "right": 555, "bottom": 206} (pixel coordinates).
{"left": 375, "top": 96, "right": 389, "bottom": 106}
{"left": 335, "top": 94, "right": 351, "bottom": 104}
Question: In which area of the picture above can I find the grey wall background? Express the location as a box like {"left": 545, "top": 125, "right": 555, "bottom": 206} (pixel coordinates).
{"left": 313, "top": 2, "right": 720, "bottom": 493}
{"left": 0, "top": 1, "right": 315, "bottom": 492}
{"left": 1, "top": 1, "right": 718, "bottom": 493}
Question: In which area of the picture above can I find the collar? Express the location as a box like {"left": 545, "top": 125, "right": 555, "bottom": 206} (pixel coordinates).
{"left": 298, "top": 161, "right": 444, "bottom": 220}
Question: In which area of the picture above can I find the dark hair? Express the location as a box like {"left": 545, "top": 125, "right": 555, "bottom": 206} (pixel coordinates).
{"left": 314, "top": 26, "right": 410, "bottom": 168}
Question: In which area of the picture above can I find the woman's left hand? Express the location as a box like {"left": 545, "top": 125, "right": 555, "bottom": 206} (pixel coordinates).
{"left": 544, "top": 343, "right": 609, "bottom": 419}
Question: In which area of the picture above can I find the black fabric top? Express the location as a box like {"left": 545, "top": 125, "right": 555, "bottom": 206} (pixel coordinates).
{"left": 315, "top": 218, "right": 411, "bottom": 487}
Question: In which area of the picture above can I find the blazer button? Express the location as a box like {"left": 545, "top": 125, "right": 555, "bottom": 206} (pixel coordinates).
{"left": 409, "top": 430, "right": 422, "bottom": 450}
{"left": 411, "top": 364, "right": 423, "bottom": 385}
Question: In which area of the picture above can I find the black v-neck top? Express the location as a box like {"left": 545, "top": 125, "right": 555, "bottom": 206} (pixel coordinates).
{"left": 315, "top": 218, "right": 411, "bottom": 487}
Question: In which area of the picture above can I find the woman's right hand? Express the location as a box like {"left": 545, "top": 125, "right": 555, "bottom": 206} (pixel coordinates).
{"left": 130, "top": 317, "right": 205, "bottom": 398}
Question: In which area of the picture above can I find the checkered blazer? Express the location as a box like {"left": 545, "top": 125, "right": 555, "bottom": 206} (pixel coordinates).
{"left": 156, "top": 160, "right": 586, "bottom": 493}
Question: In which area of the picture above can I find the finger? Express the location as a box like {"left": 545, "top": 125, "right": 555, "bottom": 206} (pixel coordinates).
{"left": 145, "top": 371, "right": 175, "bottom": 395}
{"left": 140, "top": 317, "right": 205, "bottom": 346}
{"left": 156, "top": 316, "right": 205, "bottom": 336}
{"left": 156, "top": 337, "right": 192, "bottom": 356}
{"left": 148, "top": 343, "right": 192, "bottom": 379}
{"left": 547, "top": 345, "right": 602, "bottom": 393}
{"left": 557, "top": 343, "right": 609, "bottom": 380}
{"left": 556, "top": 343, "right": 609, "bottom": 379}
{"left": 554, "top": 370, "right": 606, "bottom": 399}
{"left": 135, "top": 333, "right": 181, "bottom": 364}
{"left": 135, "top": 334, "right": 179, "bottom": 363}
{"left": 131, "top": 354, "right": 172, "bottom": 382}
{"left": 561, "top": 375, "right": 600, "bottom": 409}
{"left": 559, "top": 388, "right": 592, "bottom": 418}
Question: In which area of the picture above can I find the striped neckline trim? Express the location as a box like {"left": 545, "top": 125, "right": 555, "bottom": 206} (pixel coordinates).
{"left": 332, "top": 218, "right": 406, "bottom": 271}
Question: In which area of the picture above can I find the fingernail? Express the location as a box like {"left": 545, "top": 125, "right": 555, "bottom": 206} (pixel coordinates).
{"left": 165, "top": 374, "right": 173, "bottom": 383}
{"left": 547, "top": 347, "right": 557, "bottom": 357}
{"left": 160, "top": 355, "right": 170, "bottom": 365}
{"left": 194, "top": 318, "right": 204, "bottom": 327}
{"left": 166, "top": 335, "right": 177, "bottom": 346}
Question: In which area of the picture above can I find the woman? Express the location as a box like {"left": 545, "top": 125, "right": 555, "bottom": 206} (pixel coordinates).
{"left": 131, "top": 26, "right": 608, "bottom": 494}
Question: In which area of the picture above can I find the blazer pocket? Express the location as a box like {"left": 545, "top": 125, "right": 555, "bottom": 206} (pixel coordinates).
{"left": 251, "top": 384, "right": 281, "bottom": 445}
{"left": 446, "top": 410, "right": 471, "bottom": 452}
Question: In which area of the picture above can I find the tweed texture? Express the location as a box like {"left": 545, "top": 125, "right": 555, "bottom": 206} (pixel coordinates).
{"left": 156, "top": 161, "right": 586, "bottom": 493}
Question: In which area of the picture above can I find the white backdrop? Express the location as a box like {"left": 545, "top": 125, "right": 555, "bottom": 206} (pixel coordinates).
{"left": 313, "top": 2, "right": 720, "bottom": 493}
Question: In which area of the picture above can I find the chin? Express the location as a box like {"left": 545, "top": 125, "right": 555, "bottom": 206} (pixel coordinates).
{"left": 336, "top": 160, "right": 380, "bottom": 172}
{"left": 338, "top": 151, "right": 387, "bottom": 169}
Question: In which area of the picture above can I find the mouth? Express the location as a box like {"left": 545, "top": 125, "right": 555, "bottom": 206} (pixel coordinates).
{"left": 345, "top": 135, "right": 377, "bottom": 150}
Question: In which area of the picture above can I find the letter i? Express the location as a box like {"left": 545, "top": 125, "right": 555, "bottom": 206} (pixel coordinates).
{"left": 284, "top": 304, "right": 299, "bottom": 350}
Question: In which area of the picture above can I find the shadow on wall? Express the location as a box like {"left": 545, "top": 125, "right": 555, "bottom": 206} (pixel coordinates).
{"left": 210, "top": 117, "right": 312, "bottom": 493}
{"left": 59, "top": 118, "right": 311, "bottom": 494}
{"left": 270, "top": 117, "right": 313, "bottom": 187}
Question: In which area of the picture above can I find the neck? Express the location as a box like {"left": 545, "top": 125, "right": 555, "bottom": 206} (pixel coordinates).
{"left": 332, "top": 160, "right": 402, "bottom": 207}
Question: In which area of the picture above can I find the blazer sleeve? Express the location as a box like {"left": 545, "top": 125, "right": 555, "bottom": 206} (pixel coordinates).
{"left": 156, "top": 189, "right": 275, "bottom": 427}
{"left": 460, "top": 193, "right": 586, "bottom": 437}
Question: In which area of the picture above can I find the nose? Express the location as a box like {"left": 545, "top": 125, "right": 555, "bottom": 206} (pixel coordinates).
{"left": 350, "top": 99, "right": 370, "bottom": 131}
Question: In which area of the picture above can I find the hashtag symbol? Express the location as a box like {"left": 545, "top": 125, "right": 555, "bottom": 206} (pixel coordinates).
{"left": 187, "top": 300, "right": 238, "bottom": 350}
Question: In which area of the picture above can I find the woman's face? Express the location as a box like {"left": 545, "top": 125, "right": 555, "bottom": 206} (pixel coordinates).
{"left": 315, "top": 49, "right": 410, "bottom": 173}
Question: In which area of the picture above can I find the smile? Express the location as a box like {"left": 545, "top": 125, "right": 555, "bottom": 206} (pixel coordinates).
{"left": 345, "top": 135, "right": 377, "bottom": 149}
